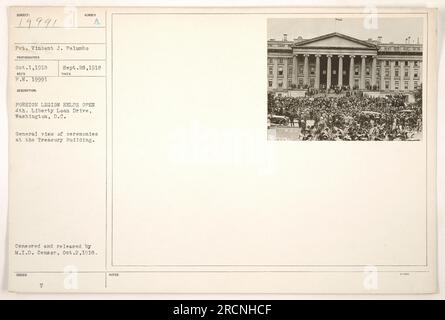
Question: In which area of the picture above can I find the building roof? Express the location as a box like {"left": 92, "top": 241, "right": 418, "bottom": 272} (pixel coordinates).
{"left": 267, "top": 32, "right": 422, "bottom": 56}
{"left": 292, "top": 32, "right": 378, "bottom": 49}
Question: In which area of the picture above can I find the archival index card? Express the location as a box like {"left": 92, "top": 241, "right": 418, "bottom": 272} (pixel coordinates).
{"left": 8, "top": 7, "right": 438, "bottom": 293}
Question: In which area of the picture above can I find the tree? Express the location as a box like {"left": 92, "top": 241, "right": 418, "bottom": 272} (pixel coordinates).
{"left": 268, "top": 92, "right": 275, "bottom": 113}
{"left": 414, "top": 83, "right": 422, "bottom": 107}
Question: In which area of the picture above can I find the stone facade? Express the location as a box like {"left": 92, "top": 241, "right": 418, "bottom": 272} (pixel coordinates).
{"left": 267, "top": 32, "right": 422, "bottom": 92}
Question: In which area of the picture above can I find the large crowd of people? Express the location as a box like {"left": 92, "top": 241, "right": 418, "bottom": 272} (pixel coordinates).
{"left": 267, "top": 92, "right": 422, "bottom": 141}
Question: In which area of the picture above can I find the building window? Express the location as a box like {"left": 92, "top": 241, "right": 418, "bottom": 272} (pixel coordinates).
{"left": 414, "top": 81, "right": 418, "bottom": 89}
{"left": 414, "top": 61, "right": 419, "bottom": 67}
{"left": 365, "top": 79, "right": 370, "bottom": 89}
{"left": 288, "top": 79, "right": 292, "bottom": 87}
{"left": 385, "top": 61, "right": 390, "bottom": 66}
{"left": 288, "top": 66, "right": 292, "bottom": 76}
{"left": 268, "top": 80, "right": 272, "bottom": 87}
{"left": 298, "top": 78, "right": 303, "bottom": 86}
{"left": 395, "top": 69, "right": 399, "bottom": 77}
{"left": 354, "top": 66, "right": 359, "bottom": 76}
{"left": 278, "top": 67, "right": 283, "bottom": 76}
{"left": 404, "top": 81, "right": 409, "bottom": 90}
{"left": 385, "top": 81, "right": 389, "bottom": 89}
{"left": 385, "top": 68, "right": 390, "bottom": 77}
{"left": 366, "top": 67, "right": 370, "bottom": 76}
{"left": 268, "top": 67, "right": 273, "bottom": 76}
{"left": 395, "top": 61, "right": 399, "bottom": 66}
{"left": 395, "top": 81, "right": 399, "bottom": 90}
{"left": 310, "top": 66, "right": 315, "bottom": 75}
{"left": 354, "top": 79, "right": 359, "bottom": 88}
{"left": 268, "top": 58, "right": 273, "bottom": 64}
{"left": 310, "top": 78, "right": 315, "bottom": 87}
{"left": 299, "top": 66, "right": 303, "bottom": 74}
{"left": 278, "top": 58, "right": 283, "bottom": 63}
{"left": 414, "top": 70, "right": 419, "bottom": 78}
{"left": 278, "top": 80, "right": 283, "bottom": 88}
{"left": 405, "top": 61, "right": 409, "bottom": 66}
{"left": 405, "top": 70, "right": 409, "bottom": 78}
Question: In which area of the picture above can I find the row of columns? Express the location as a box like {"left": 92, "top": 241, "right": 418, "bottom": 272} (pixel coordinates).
{"left": 273, "top": 54, "right": 420, "bottom": 91}
{"left": 295, "top": 54, "right": 377, "bottom": 90}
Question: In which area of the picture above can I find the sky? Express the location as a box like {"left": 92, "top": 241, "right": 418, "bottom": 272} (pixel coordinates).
{"left": 268, "top": 18, "right": 423, "bottom": 44}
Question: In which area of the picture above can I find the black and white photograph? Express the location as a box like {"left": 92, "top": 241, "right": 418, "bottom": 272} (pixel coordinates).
{"left": 267, "top": 18, "right": 424, "bottom": 141}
